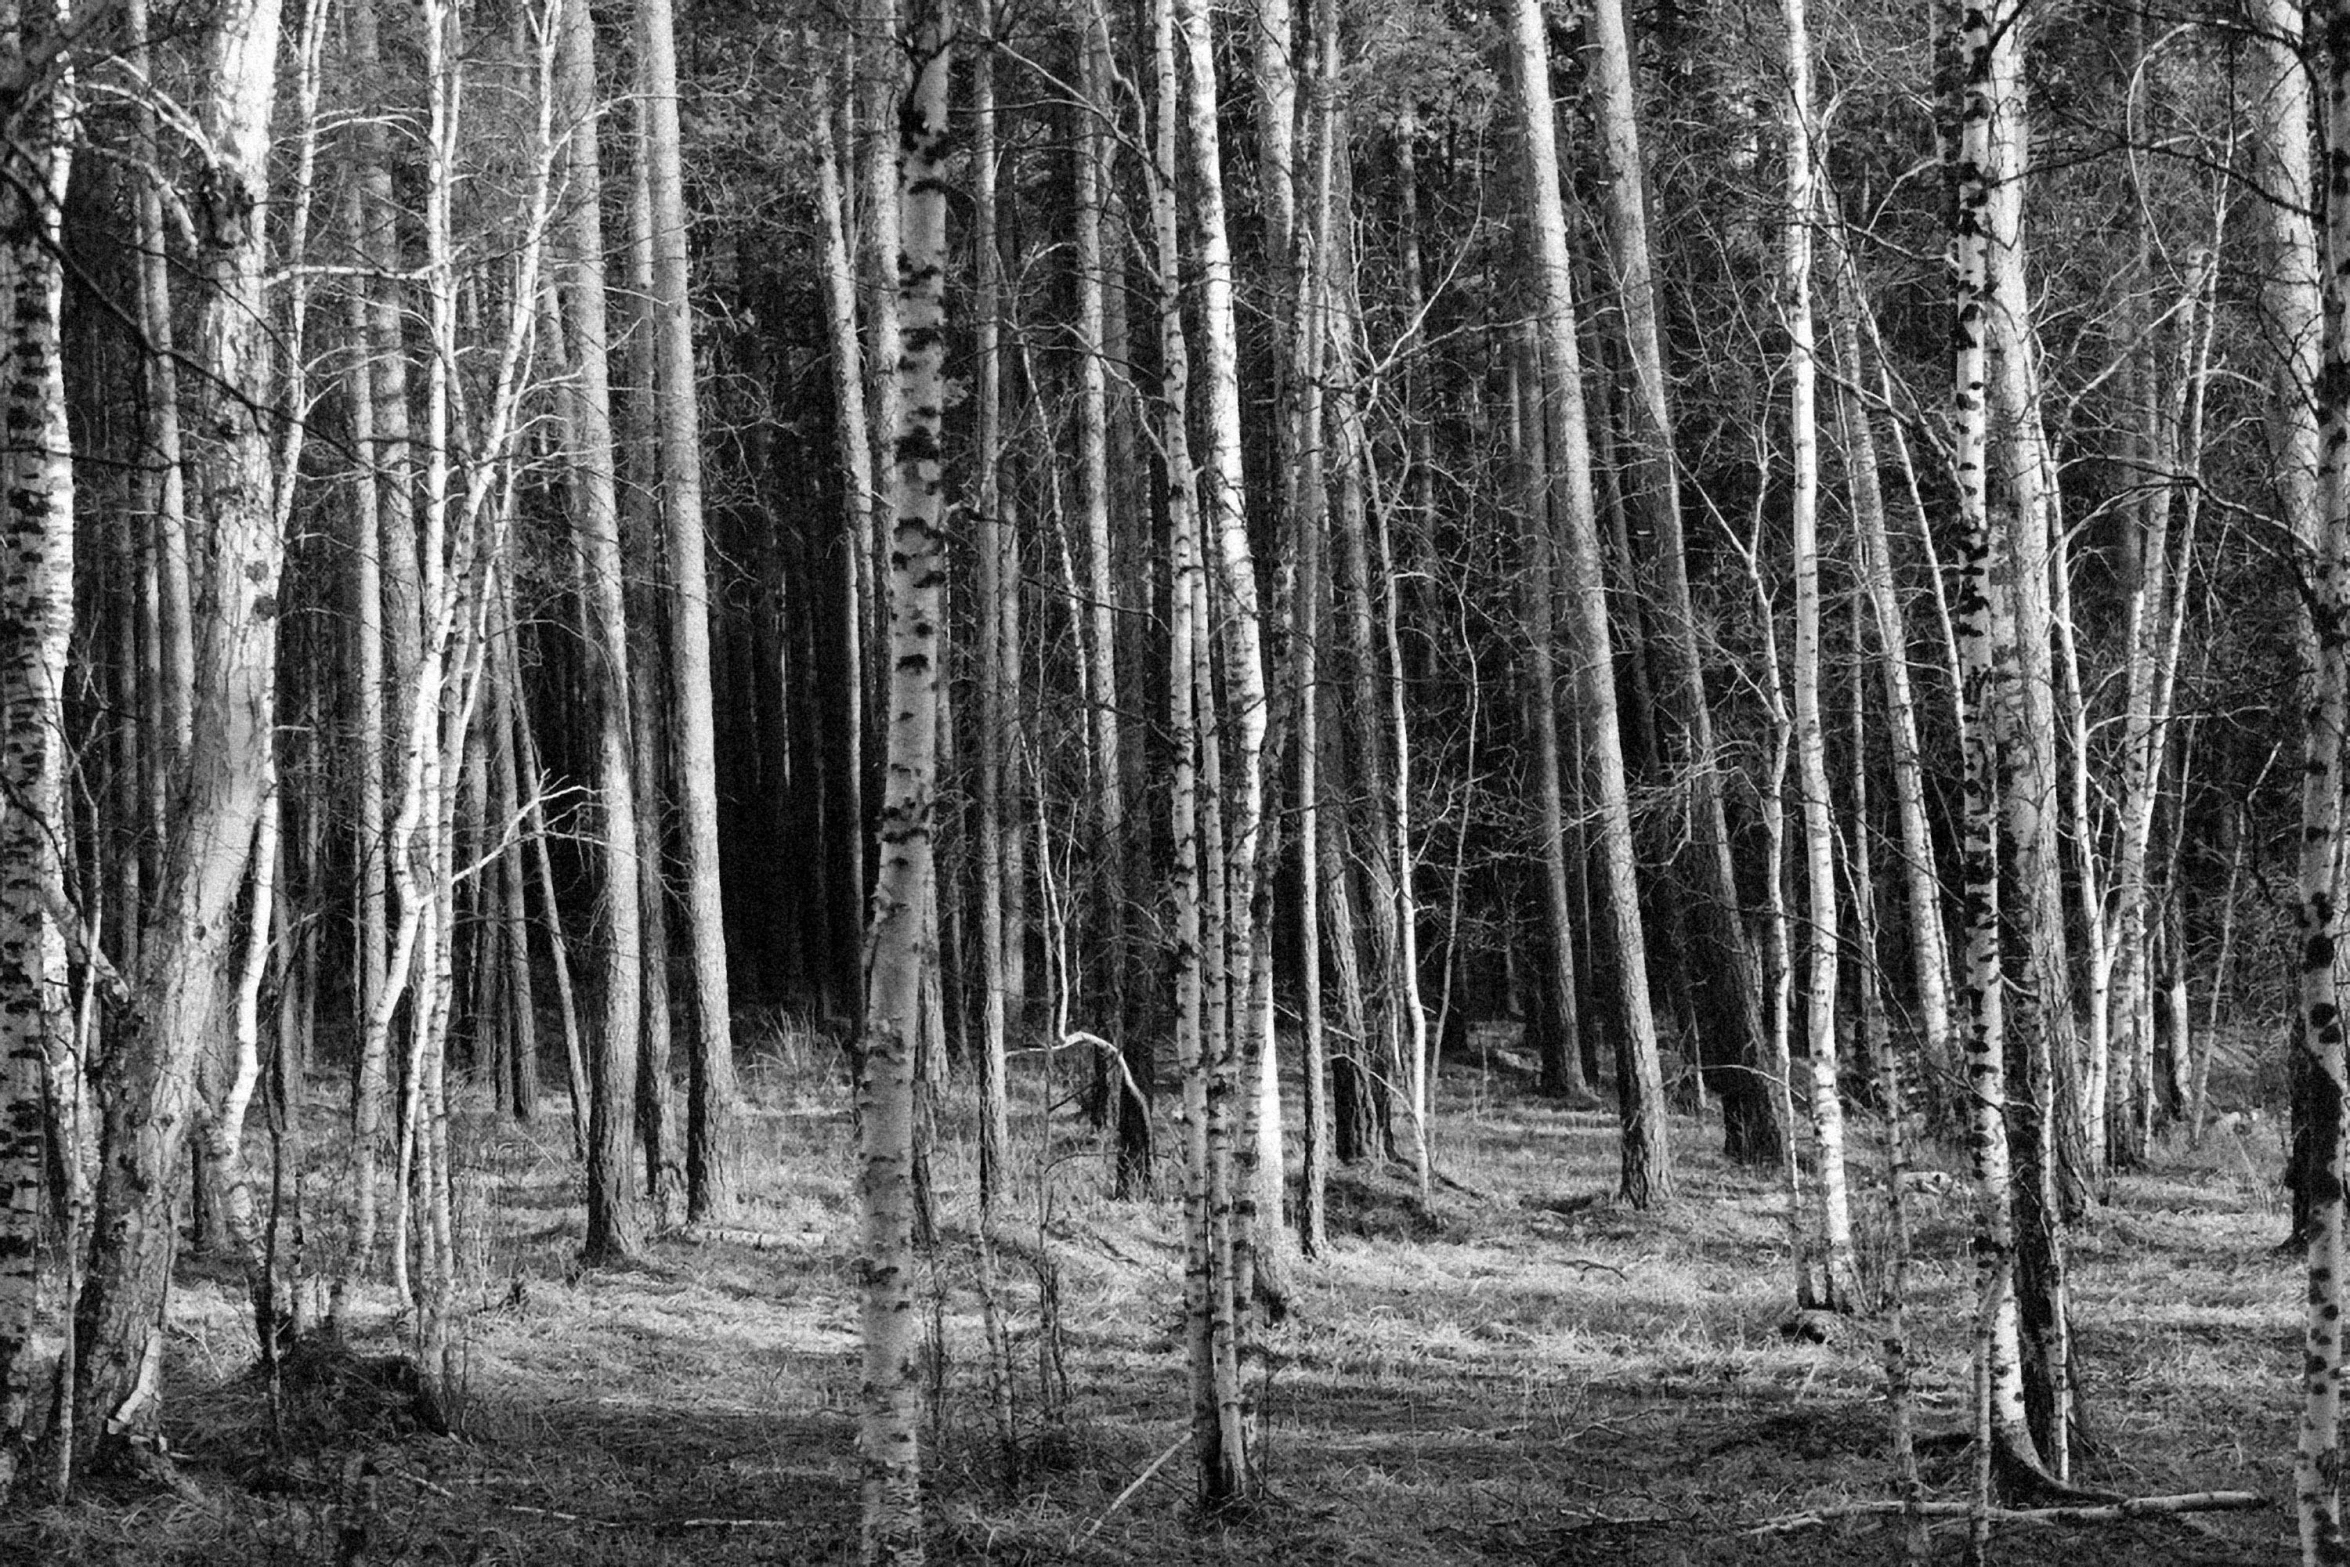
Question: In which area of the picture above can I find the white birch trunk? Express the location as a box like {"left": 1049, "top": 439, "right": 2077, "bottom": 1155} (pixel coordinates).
{"left": 856, "top": 4, "right": 953, "bottom": 1558}
{"left": 2300, "top": 5, "right": 2350, "bottom": 1556}
{"left": 0, "top": 0, "right": 77, "bottom": 1495}
{"left": 1782, "top": 0, "right": 1859, "bottom": 1310}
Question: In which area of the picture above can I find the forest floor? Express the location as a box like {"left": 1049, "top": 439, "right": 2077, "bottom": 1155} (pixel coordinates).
{"left": 1, "top": 1028, "right": 2299, "bottom": 1566}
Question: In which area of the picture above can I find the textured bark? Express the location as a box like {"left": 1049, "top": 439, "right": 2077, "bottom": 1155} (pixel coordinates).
{"left": 1148, "top": 0, "right": 1247, "bottom": 1504}
{"left": 1782, "top": 0, "right": 1859, "bottom": 1312}
{"left": 972, "top": 4, "right": 1011, "bottom": 1213}
{"left": 1825, "top": 227, "right": 1955, "bottom": 1122}
{"left": 1511, "top": 325, "right": 1590, "bottom": 1105}
{"left": 1074, "top": 26, "right": 1149, "bottom": 1196}
{"left": 1178, "top": 0, "right": 1281, "bottom": 1319}
{"left": 1948, "top": 0, "right": 2055, "bottom": 1495}
{"left": 816, "top": 78, "right": 871, "bottom": 1022}
{"left": 559, "top": 0, "right": 643, "bottom": 1262}
{"left": 856, "top": 5, "right": 952, "bottom": 1558}
{"left": 638, "top": 0, "right": 739, "bottom": 1224}
{"left": 128, "top": 0, "right": 193, "bottom": 761}
{"left": 1247, "top": 0, "right": 1296, "bottom": 1277}
{"left": 1586, "top": 0, "right": 1780, "bottom": 1167}
{"left": 333, "top": 0, "right": 418, "bottom": 1338}
{"left": 342, "top": 182, "right": 390, "bottom": 1162}
{"left": 1978, "top": 0, "right": 2076, "bottom": 1469}
{"left": 1292, "top": 0, "right": 1341, "bottom": 1254}
{"left": 1507, "top": 0, "right": 1671, "bottom": 1206}
{"left": 2300, "top": 3, "right": 2350, "bottom": 1557}
{"left": 0, "top": 0, "right": 77, "bottom": 1497}
{"left": 75, "top": 0, "right": 286, "bottom": 1471}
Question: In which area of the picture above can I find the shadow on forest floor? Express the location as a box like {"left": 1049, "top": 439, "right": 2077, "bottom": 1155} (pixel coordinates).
{"left": 0, "top": 1034, "right": 2302, "bottom": 1565}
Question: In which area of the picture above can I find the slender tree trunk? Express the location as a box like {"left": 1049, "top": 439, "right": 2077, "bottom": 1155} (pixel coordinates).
{"left": 972, "top": 4, "right": 1012, "bottom": 1212}
{"left": 1177, "top": 0, "right": 1281, "bottom": 1314}
{"left": 1586, "top": 0, "right": 1780, "bottom": 1166}
{"left": 559, "top": 0, "right": 644, "bottom": 1263}
{"left": 1293, "top": 0, "right": 1343, "bottom": 1253}
{"left": 1507, "top": 0, "right": 1671, "bottom": 1205}
{"left": 1075, "top": 25, "right": 1149, "bottom": 1195}
{"left": 1148, "top": 0, "right": 1249, "bottom": 1503}
{"left": 129, "top": 0, "right": 193, "bottom": 760}
{"left": 334, "top": 0, "right": 421, "bottom": 1336}
{"left": 1511, "top": 324, "right": 1590, "bottom": 1106}
{"left": 638, "top": 0, "right": 739, "bottom": 1224}
{"left": 1782, "top": 0, "right": 1859, "bottom": 1310}
{"left": 1978, "top": 0, "right": 2077, "bottom": 1469}
{"left": 816, "top": 77, "right": 871, "bottom": 1023}
{"left": 2103, "top": 250, "right": 2212, "bottom": 1168}
{"left": 513, "top": 666, "right": 590, "bottom": 1152}
{"left": 1327, "top": 175, "right": 1411, "bottom": 1178}
{"left": 491, "top": 647, "right": 539, "bottom": 1119}
{"left": 1824, "top": 222, "right": 1955, "bottom": 1123}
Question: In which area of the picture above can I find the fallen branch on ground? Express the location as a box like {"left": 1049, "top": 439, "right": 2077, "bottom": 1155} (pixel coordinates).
{"left": 662, "top": 1225, "right": 820, "bottom": 1252}
{"left": 1746, "top": 1490, "right": 2266, "bottom": 1535}
{"left": 1080, "top": 1435, "right": 1186, "bottom": 1542}
{"left": 503, "top": 1504, "right": 804, "bottom": 1531}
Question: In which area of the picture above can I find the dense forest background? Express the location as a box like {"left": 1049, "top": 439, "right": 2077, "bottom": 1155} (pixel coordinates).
{"left": 0, "top": 0, "right": 2341, "bottom": 1559}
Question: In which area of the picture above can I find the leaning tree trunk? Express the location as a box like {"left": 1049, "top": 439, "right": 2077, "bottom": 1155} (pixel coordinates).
{"left": 1506, "top": 0, "right": 1671, "bottom": 1206}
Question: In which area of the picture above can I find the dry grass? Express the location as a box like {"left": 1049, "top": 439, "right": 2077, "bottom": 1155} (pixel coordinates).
{"left": 0, "top": 1037, "right": 2299, "bottom": 1565}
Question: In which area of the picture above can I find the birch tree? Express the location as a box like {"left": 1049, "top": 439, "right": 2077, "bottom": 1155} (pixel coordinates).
{"left": 2297, "top": 0, "right": 2350, "bottom": 1554}
{"left": 1782, "top": 0, "right": 1859, "bottom": 1311}
{"left": 0, "top": 0, "right": 80, "bottom": 1501}
{"left": 1146, "top": 0, "right": 1249, "bottom": 1501}
{"left": 74, "top": 0, "right": 286, "bottom": 1475}
{"left": 1949, "top": 0, "right": 2064, "bottom": 1498}
{"left": 857, "top": 0, "right": 953, "bottom": 1555}
{"left": 1177, "top": 0, "right": 1280, "bottom": 1302}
